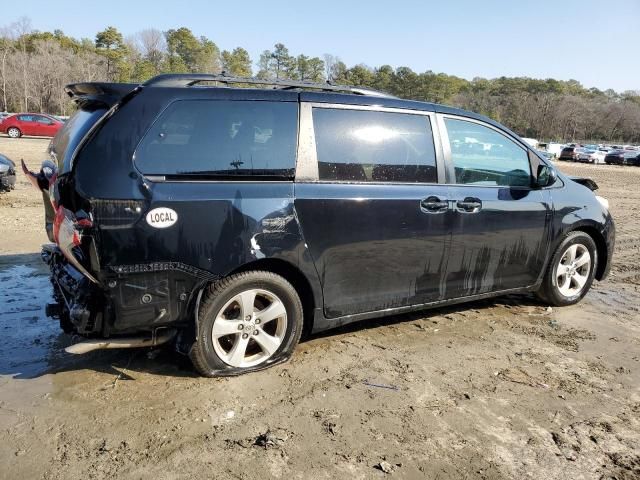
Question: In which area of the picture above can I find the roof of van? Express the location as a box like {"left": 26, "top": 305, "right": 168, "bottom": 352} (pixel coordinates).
{"left": 65, "top": 73, "right": 521, "bottom": 141}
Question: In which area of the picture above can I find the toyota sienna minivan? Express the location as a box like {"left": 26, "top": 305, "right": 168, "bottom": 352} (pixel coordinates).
{"left": 27, "top": 74, "right": 614, "bottom": 376}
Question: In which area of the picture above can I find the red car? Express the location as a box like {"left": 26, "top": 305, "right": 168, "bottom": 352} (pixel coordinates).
{"left": 0, "top": 113, "right": 64, "bottom": 138}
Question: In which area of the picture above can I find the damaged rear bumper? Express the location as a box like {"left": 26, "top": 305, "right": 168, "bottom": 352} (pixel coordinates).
{"left": 42, "top": 244, "right": 211, "bottom": 339}
{"left": 42, "top": 243, "right": 102, "bottom": 334}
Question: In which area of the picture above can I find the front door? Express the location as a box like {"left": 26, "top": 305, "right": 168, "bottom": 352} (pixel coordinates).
{"left": 439, "top": 115, "right": 551, "bottom": 298}
{"left": 34, "top": 115, "right": 58, "bottom": 137}
{"left": 295, "top": 104, "right": 451, "bottom": 318}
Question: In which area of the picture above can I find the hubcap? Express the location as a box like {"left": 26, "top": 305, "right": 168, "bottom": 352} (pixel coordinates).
{"left": 555, "top": 244, "right": 591, "bottom": 297}
{"left": 211, "top": 288, "right": 287, "bottom": 368}
{"left": 8, "top": 129, "right": 18, "bottom": 138}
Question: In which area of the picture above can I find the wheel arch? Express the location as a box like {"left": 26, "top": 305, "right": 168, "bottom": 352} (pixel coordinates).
{"left": 571, "top": 225, "right": 608, "bottom": 280}
{"left": 229, "top": 258, "right": 318, "bottom": 337}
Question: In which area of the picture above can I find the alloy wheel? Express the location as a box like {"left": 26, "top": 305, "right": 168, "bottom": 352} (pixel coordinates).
{"left": 7, "top": 128, "right": 20, "bottom": 138}
{"left": 211, "top": 288, "right": 287, "bottom": 368}
{"left": 555, "top": 243, "right": 591, "bottom": 297}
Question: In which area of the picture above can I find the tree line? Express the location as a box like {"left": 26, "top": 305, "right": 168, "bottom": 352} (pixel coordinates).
{"left": 1, "top": 17, "right": 639, "bottom": 143}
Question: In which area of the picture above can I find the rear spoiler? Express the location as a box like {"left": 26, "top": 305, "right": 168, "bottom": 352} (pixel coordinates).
{"left": 65, "top": 82, "right": 140, "bottom": 107}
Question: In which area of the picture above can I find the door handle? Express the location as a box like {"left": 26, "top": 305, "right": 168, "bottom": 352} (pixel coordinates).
{"left": 456, "top": 197, "right": 482, "bottom": 213}
{"left": 421, "top": 196, "right": 449, "bottom": 213}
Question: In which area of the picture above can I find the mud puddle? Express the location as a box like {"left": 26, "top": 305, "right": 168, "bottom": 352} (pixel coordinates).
{"left": 0, "top": 259, "right": 62, "bottom": 378}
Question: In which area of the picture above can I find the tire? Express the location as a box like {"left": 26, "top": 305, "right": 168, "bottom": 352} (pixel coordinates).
{"left": 189, "top": 271, "right": 303, "bottom": 377}
{"left": 537, "top": 231, "right": 598, "bottom": 306}
{"left": 7, "top": 127, "right": 21, "bottom": 138}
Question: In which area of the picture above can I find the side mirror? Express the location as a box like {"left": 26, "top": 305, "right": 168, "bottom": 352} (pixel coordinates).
{"left": 536, "top": 165, "right": 557, "bottom": 188}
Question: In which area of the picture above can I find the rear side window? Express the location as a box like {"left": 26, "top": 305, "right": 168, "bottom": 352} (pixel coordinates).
{"left": 50, "top": 106, "right": 107, "bottom": 173}
{"left": 312, "top": 108, "right": 437, "bottom": 183}
{"left": 35, "top": 116, "right": 54, "bottom": 124}
{"left": 135, "top": 100, "right": 298, "bottom": 177}
{"left": 17, "top": 115, "right": 33, "bottom": 122}
{"left": 444, "top": 118, "right": 531, "bottom": 187}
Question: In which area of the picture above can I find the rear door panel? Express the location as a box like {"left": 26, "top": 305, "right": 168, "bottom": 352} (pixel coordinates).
{"left": 17, "top": 116, "right": 34, "bottom": 135}
{"left": 295, "top": 183, "right": 451, "bottom": 317}
{"left": 294, "top": 102, "right": 451, "bottom": 318}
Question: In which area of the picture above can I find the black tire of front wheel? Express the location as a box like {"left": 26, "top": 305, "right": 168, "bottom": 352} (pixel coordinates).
{"left": 536, "top": 231, "right": 598, "bottom": 307}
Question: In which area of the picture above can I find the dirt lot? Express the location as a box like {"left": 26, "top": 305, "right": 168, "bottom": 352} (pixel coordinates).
{"left": 0, "top": 136, "right": 639, "bottom": 480}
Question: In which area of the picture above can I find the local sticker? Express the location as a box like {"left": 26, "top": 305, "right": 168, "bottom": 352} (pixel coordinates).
{"left": 146, "top": 207, "right": 178, "bottom": 229}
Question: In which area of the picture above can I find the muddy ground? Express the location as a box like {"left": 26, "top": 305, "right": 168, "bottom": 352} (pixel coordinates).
{"left": 0, "top": 136, "right": 638, "bottom": 480}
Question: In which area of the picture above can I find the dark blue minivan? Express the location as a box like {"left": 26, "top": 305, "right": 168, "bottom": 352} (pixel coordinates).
{"left": 31, "top": 74, "right": 614, "bottom": 376}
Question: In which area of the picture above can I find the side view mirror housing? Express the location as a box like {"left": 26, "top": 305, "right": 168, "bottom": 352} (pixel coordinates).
{"left": 536, "top": 165, "right": 557, "bottom": 188}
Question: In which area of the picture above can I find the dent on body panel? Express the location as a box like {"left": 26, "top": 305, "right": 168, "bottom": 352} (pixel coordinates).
{"left": 250, "top": 204, "right": 299, "bottom": 259}
{"left": 98, "top": 183, "right": 299, "bottom": 276}
{"left": 210, "top": 190, "right": 300, "bottom": 272}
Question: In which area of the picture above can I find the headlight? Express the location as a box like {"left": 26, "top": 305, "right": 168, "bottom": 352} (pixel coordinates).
{"left": 595, "top": 195, "right": 609, "bottom": 211}
{"left": 0, "top": 164, "right": 9, "bottom": 174}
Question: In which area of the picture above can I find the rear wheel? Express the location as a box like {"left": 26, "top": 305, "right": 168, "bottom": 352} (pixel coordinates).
{"left": 537, "top": 231, "right": 597, "bottom": 306}
{"left": 189, "top": 271, "right": 303, "bottom": 377}
{"left": 7, "top": 127, "right": 21, "bottom": 138}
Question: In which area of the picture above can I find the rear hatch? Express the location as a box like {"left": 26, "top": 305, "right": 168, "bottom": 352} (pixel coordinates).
{"left": 51, "top": 83, "right": 139, "bottom": 174}
{"left": 36, "top": 83, "right": 139, "bottom": 282}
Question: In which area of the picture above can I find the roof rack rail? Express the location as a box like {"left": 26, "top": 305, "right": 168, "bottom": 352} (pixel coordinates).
{"left": 143, "top": 73, "right": 394, "bottom": 98}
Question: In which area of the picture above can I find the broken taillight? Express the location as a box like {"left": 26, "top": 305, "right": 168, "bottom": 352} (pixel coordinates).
{"left": 52, "top": 205, "right": 98, "bottom": 284}
{"left": 24, "top": 159, "right": 98, "bottom": 284}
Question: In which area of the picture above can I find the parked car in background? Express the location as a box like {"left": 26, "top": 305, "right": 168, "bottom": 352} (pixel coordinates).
{"left": 538, "top": 142, "right": 562, "bottom": 159}
{"left": 0, "top": 113, "right": 64, "bottom": 138}
{"left": 578, "top": 148, "right": 606, "bottom": 164}
{"left": 604, "top": 150, "right": 638, "bottom": 165}
{"left": 0, "top": 153, "right": 16, "bottom": 191}
{"left": 559, "top": 146, "right": 582, "bottom": 161}
{"left": 535, "top": 149, "right": 555, "bottom": 161}
{"left": 546, "top": 142, "right": 565, "bottom": 159}
{"left": 620, "top": 151, "right": 640, "bottom": 166}
{"left": 0, "top": 112, "right": 10, "bottom": 122}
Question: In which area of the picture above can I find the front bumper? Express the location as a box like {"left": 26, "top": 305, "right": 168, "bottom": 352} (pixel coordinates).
{"left": 598, "top": 214, "right": 615, "bottom": 281}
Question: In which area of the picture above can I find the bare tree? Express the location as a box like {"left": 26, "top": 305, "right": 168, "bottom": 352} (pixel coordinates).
{"left": 0, "top": 24, "right": 16, "bottom": 112}
{"left": 323, "top": 53, "right": 336, "bottom": 81}
{"left": 137, "top": 28, "right": 165, "bottom": 73}
{"left": 14, "top": 17, "right": 32, "bottom": 111}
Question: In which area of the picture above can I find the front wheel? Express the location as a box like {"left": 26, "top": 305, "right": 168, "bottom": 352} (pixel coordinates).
{"left": 537, "top": 231, "right": 598, "bottom": 306}
{"left": 7, "top": 127, "right": 21, "bottom": 138}
{"left": 189, "top": 271, "right": 303, "bottom": 377}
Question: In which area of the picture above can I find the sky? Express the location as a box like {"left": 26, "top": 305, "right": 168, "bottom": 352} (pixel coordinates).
{"left": 5, "top": 0, "right": 640, "bottom": 92}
